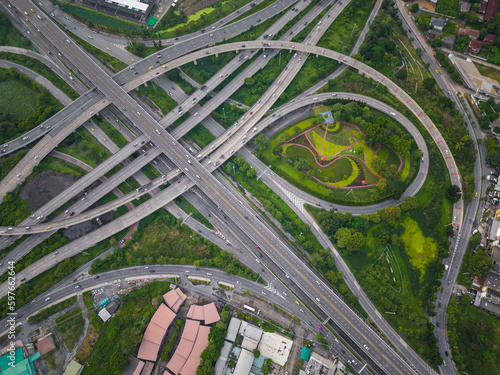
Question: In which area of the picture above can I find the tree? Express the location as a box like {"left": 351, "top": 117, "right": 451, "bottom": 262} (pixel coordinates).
{"left": 410, "top": 3, "right": 419, "bottom": 13}
{"left": 423, "top": 77, "right": 436, "bottom": 91}
{"left": 471, "top": 248, "right": 493, "bottom": 277}
{"left": 401, "top": 196, "right": 418, "bottom": 211}
{"left": 253, "top": 134, "right": 268, "bottom": 150}
{"left": 246, "top": 168, "right": 256, "bottom": 178}
{"left": 253, "top": 349, "right": 260, "bottom": 358}
{"left": 334, "top": 228, "right": 365, "bottom": 254}
{"left": 446, "top": 185, "right": 462, "bottom": 203}
{"left": 395, "top": 68, "right": 407, "bottom": 80}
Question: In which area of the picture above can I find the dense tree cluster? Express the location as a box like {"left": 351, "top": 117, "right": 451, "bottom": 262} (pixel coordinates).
{"left": 358, "top": 1, "right": 399, "bottom": 69}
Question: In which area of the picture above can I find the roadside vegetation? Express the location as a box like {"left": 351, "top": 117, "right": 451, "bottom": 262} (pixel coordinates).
{"left": 0, "top": 11, "right": 32, "bottom": 48}
{"left": 67, "top": 31, "right": 127, "bottom": 72}
{"left": 0, "top": 227, "right": 128, "bottom": 320}
{"left": 0, "top": 67, "right": 62, "bottom": 144}
{"left": 81, "top": 281, "right": 171, "bottom": 374}
{"left": 55, "top": 307, "right": 85, "bottom": 351}
{"left": 63, "top": 4, "right": 143, "bottom": 35}
{"left": 27, "top": 296, "right": 77, "bottom": 325}
{"left": 447, "top": 296, "right": 500, "bottom": 374}
{"left": 94, "top": 115, "right": 129, "bottom": 148}
{"left": 174, "top": 196, "right": 214, "bottom": 229}
{"left": 223, "top": 155, "right": 364, "bottom": 313}
{"left": 56, "top": 126, "right": 111, "bottom": 167}
{"left": 90, "top": 210, "right": 259, "bottom": 281}
{"left": 155, "top": 0, "right": 255, "bottom": 38}
{"left": 0, "top": 52, "right": 79, "bottom": 100}
{"left": 1, "top": 233, "right": 69, "bottom": 283}
{"left": 308, "top": 73, "right": 463, "bottom": 371}
{"left": 185, "top": 124, "right": 216, "bottom": 148}
{"left": 135, "top": 82, "right": 178, "bottom": 115}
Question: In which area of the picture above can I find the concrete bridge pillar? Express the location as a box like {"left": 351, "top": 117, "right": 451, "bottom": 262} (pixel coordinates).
{"left": 193, "top": 60, "right": 197, "bottom": 65}
{"left": 215, "top": 53, "right": 219, "bottom": 58}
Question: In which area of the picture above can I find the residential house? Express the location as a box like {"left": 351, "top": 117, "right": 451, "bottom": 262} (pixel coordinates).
{"left": 477, "top": 0, "right": 488, "bottom": 21}
{"left": 459, "top": 26, "right": 480, "bottom": 39}
{"left": 467, "top": 39, "right": 484, "bottom": 53}
{"left": 484, "top": 33, "right": 496, "bottom": 45}
{"left": 485, "top": 0, "right": 499, "bottom": 21}
{"left": 430, "top": 17, "right": 447, "bottom": 31}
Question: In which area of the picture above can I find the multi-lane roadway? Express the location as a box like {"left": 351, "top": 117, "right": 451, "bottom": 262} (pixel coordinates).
{"left": 0, "top": 1, "right": 469, "bottom": 374}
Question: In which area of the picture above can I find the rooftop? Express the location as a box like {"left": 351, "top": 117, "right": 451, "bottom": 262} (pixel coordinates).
{"left": 430, "top": 17, "right": 447, "bottom": 28}
{"left": 186, "top": 302, "right": 220, "bottom": 325}
{"left": 485, "top": 0, "right": 499, "bottom": 20}
{"left": 257, "top": 332, "right": 293, "bottom": 366}
{"left": 36, "top": 335, "right": 55, "bottom": 356}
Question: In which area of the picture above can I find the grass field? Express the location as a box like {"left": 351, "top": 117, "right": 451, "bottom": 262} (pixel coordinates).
{"left": 56, "top": 308, "right": 85, "bottom": 351}
{"left": 135, "top": 82, "right": 177, "bottom": 115}
{"left": 401, "top": 217, "right": 437, "bottom": 281}
{"left": 0, "top": 80, "right": 41, "bottom": 119}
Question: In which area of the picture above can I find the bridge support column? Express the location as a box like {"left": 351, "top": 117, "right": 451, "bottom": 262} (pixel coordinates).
{"left": 215, "top": 53, "right": 219, "bottom": 58}
{"left": 193, "top": 60, "right": 197, "bottom": 65}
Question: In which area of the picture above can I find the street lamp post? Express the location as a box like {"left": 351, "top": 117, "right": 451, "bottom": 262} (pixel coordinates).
{"left": 279, "top": 52, "right": 281, "bottom": 66}
{"left": 223, "top": 107, "right": 226, "bottom": 120}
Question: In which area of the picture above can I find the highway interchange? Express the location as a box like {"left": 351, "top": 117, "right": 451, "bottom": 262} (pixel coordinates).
{"left": 0, "top": 0, "right": 486, "bottom": 374}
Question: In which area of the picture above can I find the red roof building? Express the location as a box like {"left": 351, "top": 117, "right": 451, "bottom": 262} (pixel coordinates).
{"left": 137, "top": 304, "right": 176, "bottom": 362}
{"left": 477, "top": 0, "right": 488, "bottom": 14}
{"left": 36, "top": 335, "right": 55, "bottom": 356}
{"left": 485, "top": 0, "right": 499, "bottom": 20}
{"left": 167, "top": 320, "right": 211, "bottom": 375}
{"left": 467, "top": 39, "right": 484, "bottom": 53}
{"left": 472, "top": 276, "right": 485, "bottom": 291}
{"left": 484, "top": 33, "right": 496, "bottom": 45}
{"left": 186, "top": 302, "right": 220, "bottom": 325}
{"left": 458, "top": 26, "right": 480, "bottom": 39}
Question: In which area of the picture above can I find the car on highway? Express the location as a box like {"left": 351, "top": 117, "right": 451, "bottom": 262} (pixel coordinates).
{"left": 46, "top": 226, "right": 51, "bottom": 230}
{"left": 256, "top": 259, "right": 260, "bottom": 264}
{"left": 177, "top": 180, "right": 181, "bottom": 184}
{"left": 116, "top": 126, "right": 121, "bottom": 130}
{"left": 441, "top": 288, "right": 444, "bottom": 292}
{"left": 103, "top": 138, "right": 106, "bottom": 141}
{"left": 69, "top": 212, "right": 74, "bottom": 216}
{"left": 475, "top": 192, "right": 478, "bottom": 197}
{"left": 91, "top": 128, "right": 94, "bottom": 131}
{"left": 106, "top": 47, "right": 111, "bottom": 51}
{"left": 75, "top": 285, "right": 80, "bottom": 289}
{"left": 45, "top": 297, "right": 51, "bottom": 301}
{"left": 363, "top": 345, "right": 370, "bottom": 351}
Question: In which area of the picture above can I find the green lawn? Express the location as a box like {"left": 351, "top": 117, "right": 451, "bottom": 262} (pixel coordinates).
{"left": 56, "top": 307, "right": 85, "bottom": 351}
{"left": 262, "top": 110, "right": 411, "bottom": 201}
